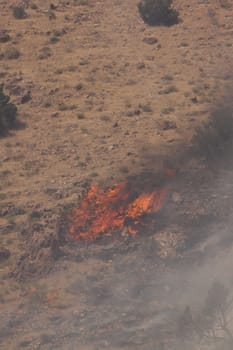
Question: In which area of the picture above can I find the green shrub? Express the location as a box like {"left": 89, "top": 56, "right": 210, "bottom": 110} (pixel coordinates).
{"left": 138, "top": 0, "right": 179, "bottom": 26}
{"left": 0, "top": 84, "right": 18, "bottom": 136}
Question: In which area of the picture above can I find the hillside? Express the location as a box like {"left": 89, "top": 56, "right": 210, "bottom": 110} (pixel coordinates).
{"left": 1, "top": 0, "right": 233, "bottom": 349}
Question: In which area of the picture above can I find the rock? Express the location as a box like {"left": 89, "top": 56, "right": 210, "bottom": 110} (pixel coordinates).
{"left": 143, "top": 37, "right": 158, "bottom": 45}
{"left": 0, "top": 31, "right": 11, "bottom": 43}
{"left": 172, "top": 192, "right": 181, "bottom": 203}
{"left": 0, "top": 247, "right": 11, "bottom": 262}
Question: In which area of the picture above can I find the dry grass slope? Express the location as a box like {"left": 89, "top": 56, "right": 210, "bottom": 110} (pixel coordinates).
{"left": 0, "top": 0, "right": 233, "bottom": 348}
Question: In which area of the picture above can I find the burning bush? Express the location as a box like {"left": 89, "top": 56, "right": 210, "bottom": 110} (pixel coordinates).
{"left": 65, "top": 182, "right": 167, "bottom": 241}
{"left": 0, "top": 84, "right": 18, "bottom": 136}
{"left": 137, "top": 0, "right": 179, "bottom": 26}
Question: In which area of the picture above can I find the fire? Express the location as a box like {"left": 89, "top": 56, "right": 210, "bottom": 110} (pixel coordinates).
{"left": 66, "top": 180, "right": 168, "bottom": 241}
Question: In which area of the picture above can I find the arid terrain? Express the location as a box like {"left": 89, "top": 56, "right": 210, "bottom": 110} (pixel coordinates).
{"left": 1, "top": 0, "right": 233, "bottom": 349}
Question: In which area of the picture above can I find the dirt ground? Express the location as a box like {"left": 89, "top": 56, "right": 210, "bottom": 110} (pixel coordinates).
{"left": 1, "top": 0, "right": 233, "bottom": 349}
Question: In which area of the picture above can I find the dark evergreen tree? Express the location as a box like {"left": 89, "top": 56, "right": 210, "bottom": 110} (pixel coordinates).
{"left": 138, "top": 0, "right": 179, "bottom": 26}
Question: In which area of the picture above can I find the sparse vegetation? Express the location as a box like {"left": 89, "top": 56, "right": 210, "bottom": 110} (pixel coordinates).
{"left": 159, "top": 85, "right": 178, "bottom": 94}
{"left": 137, "top": 0, "right": 179, "bottom": 26}
{"left": 75, "top": 83, "right": 84, "bottom": 91}
{"left": 74, "top": 0, "right": 91, "bottom": 5}
{"left": 100, "top": 115, "right": 111, "bottom": 122}
{"left": 12, "top": 6, "right": 27, "bottom": 19}
{"left": 0, "top": 84, "right": 18, "bottom": 136}
{"left": 161, "top": 106, "right": 175, "bottom": 115}
{"left": 29, "top": 210, "right": 42, "bottom": 219}
{"left": 80, "top": 126, "right": 89, "bottom": 134}
{"left": 77, "top": 112, "right": 86, "bottom": 119}
{"left": 0, "top": 31, "right": 11, "bottom": 43}
{"left": 50, "top": 36, "right": 59, "bottom": 44}
{"left": 219, "top": 0, "right": 231, "bottom": 9}
{"left": 55, "top": 68, "right": 63, "bottom": 75}
{"left": 58, "top": 103, "right": 68, "bottom": 111}
{"left": 162, "top": 74, "right": 174, "bottom": 81}
{"left": 46, "top": 10, "right": 56, "bottom": 20}
{"left": 38, "top": 47, "right": 52, "bottom": 60}
{"left": 67, "top": 65, "right": 77, "bottom": 72}
{"left": 43, "top": 100, "right": 52, "bottom": 108}
{"left": 58, "top": 103, "right": 76, "bottom": 111}
{"left": 4, "top": 47, "right": 20, "bottom": 59}
{"left": 30, "top": 3, "right": 38, "bottom": 10}
{"left": 0, "top": 192, "right": 7, "bottom": 200}
{"left": 89, "top": 171, "right": 98, "bottom": 178}
{"left": 138, "top": 102, "right": 153, "bottom": 113}
{"left": 119, "top": 165, "right": 129, "bottom": 173}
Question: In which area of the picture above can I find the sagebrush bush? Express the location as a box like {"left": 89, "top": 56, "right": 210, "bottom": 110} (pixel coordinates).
{"left": 12, "top": 6, "right": 27, "bottom": 19}
{"left": 0, "top": 84, "right": 18, "bottom": 136}
{"left": 138, "top": 0, "right": 179, "bottom": 26}
{"left": 4, "top": 47, "right": 20, "bottom": 59}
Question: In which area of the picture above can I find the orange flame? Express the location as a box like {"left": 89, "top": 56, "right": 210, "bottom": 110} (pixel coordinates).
{"left": 66, "top": 181, "right": 168, "bottom": 241}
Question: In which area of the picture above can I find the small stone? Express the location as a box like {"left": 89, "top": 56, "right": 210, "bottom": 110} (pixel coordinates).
{"left": 143, "top": 37, "right": 158, "bottom": 45}
{"left": 121, "top": 227, "right": 129, "bottom": 237}
{"left": 172, "top": 192, "right": 181, "bottom": 203}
